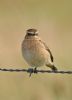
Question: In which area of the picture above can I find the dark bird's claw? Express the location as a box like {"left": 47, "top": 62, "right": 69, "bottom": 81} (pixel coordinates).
{"left": 27, "top": 68, "right": 33, "bottom": 77}
{"left": 33, "top": 68, "right": 38, "bottom": 73}
{"left": 27, "top": 68, "right": 38, "bottom": 77}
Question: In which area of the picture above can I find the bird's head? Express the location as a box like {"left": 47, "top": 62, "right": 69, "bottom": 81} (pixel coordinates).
{"left": 26, "top": 28, "right": 38, "bottom": 36}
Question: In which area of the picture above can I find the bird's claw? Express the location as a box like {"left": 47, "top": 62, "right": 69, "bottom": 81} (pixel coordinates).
{"left": 27, "top": 68, "right": 38, "bottom": 77}
{"left": 33, "top": 68, "right": 38, "bottom": 73}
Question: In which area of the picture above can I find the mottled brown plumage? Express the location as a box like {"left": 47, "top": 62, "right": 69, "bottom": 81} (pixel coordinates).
{"left": 22, "top": 29, "right": 57, "bottom": 71}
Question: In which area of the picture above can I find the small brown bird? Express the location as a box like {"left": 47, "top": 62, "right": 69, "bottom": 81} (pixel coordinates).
{"left": 22, "top": 28, "right": 57, "bottom": 75}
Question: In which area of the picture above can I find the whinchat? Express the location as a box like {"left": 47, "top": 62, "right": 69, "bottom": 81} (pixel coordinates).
{"left": 22, "top": 28, "right": 57, "bottom": 73}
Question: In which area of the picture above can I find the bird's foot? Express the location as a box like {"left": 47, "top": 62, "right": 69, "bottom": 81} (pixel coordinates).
{"left": 27, "top": 68, "right": 38, "bottom": 77}
{"left": 33, "top": 67, "right": 38, "bottom": 74}
{"left": 27, "top": 68, "right": 34, "bottom": 77}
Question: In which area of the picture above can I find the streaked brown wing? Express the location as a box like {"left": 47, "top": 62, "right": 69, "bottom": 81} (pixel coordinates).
{"left": 39, "top": 40, "right": 54, "bottom": 62}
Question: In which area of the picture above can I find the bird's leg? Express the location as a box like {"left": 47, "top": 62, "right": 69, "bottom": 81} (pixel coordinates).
{"left": 28, "top": 68, "right": 34, "bottom": 77}
{"left": 28, "top": 67, "right": 38, "bottom": 77}
{"left": 33, "top": 67, "right": 38, "bottom": 74}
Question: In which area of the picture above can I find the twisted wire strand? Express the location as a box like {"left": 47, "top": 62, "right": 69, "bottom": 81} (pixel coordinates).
{"left": 0, "top": 68, "right": 72, "bottom": 74}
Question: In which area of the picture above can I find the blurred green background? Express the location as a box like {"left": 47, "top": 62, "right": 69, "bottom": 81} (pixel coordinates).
{"left": 0, "top": 0, "right": 72, "bottom": 100}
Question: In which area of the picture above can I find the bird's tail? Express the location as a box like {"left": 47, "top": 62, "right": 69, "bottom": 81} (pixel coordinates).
{"left": 46, "top": 64, "right": 57, "bottom": 71}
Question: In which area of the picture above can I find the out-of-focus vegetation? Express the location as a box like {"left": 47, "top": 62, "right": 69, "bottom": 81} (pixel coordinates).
{"left": 0, "top": 0, "right": 72, "bottom": 100}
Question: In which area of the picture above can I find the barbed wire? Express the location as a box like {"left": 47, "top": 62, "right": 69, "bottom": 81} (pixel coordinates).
{"left": 0, "top": 68, "right": 72, "bottom": 74}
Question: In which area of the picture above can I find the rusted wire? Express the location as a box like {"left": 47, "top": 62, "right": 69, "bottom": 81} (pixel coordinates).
{"left": 0, "top": 68, "right": 72, "bottom": 74}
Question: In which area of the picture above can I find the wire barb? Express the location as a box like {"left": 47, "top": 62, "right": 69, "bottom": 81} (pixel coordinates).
{"left": 0, "top": 68, "right": 72, "bottom": 74}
